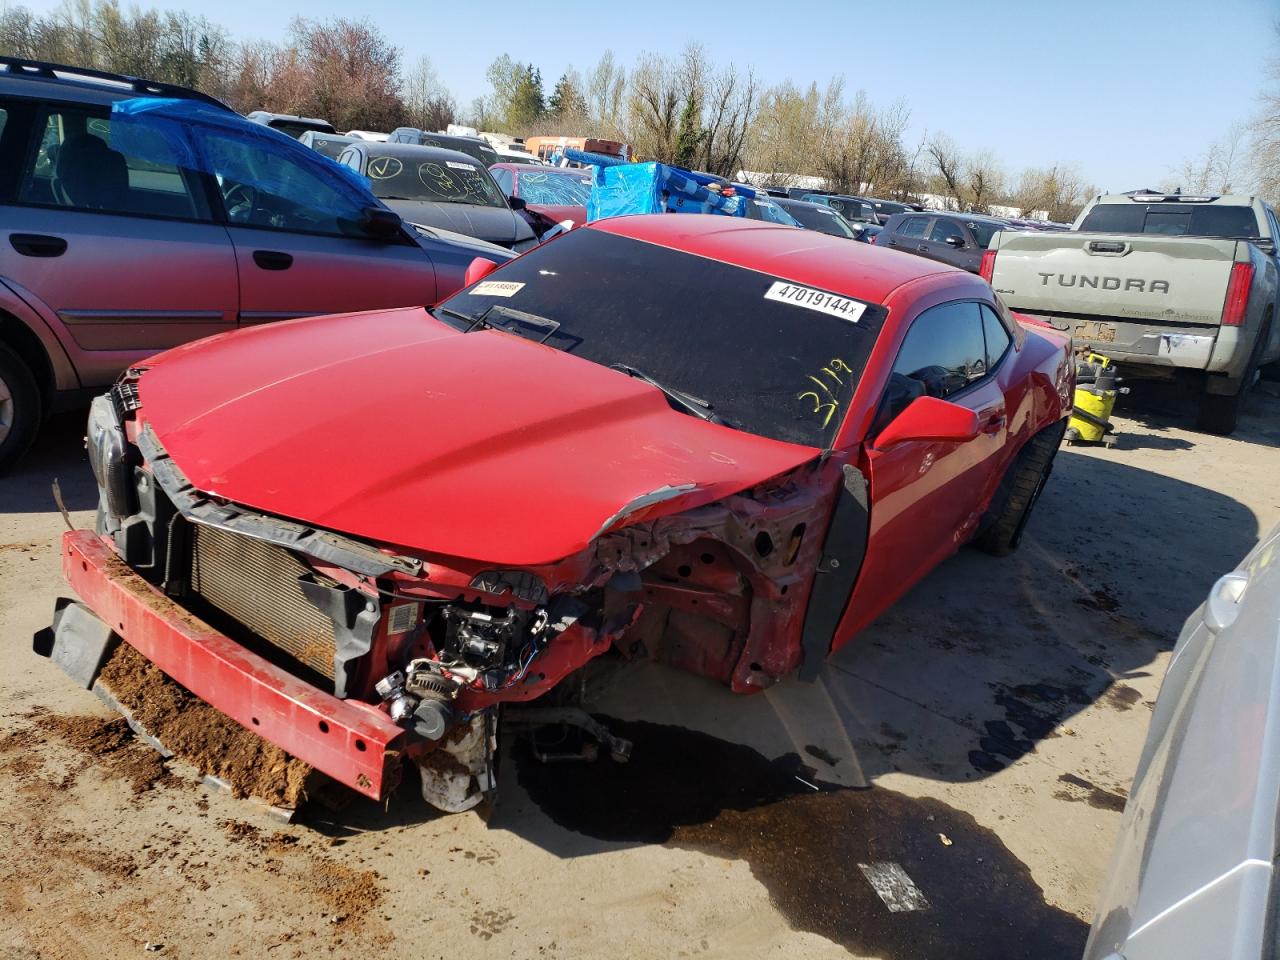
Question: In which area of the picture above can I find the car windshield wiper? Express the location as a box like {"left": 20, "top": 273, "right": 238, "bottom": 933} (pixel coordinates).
{"left": 610, "top": 363, "right": 724, "bottom": 424}
{"left": 437, "top": 305, "right": 562, "bottom": 344}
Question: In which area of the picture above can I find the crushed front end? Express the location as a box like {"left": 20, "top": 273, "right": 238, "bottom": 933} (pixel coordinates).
{"left": 43, "top": 371, "right": 839, "bottom": 813}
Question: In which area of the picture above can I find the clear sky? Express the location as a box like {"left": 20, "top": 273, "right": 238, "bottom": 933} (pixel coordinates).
{"left": 14, "top": 0, "right": 1279, "bottom": 189}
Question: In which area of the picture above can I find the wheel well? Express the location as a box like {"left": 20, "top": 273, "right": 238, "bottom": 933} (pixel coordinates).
{"left": 0, "top": 310, "right": 55, "bottom": 409}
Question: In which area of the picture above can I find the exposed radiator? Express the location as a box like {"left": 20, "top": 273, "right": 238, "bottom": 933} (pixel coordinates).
{"left": 190, "top": 524, "right": 337, "bottom": 680}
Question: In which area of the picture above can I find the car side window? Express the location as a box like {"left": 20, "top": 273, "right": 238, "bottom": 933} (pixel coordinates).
{"left": 893, "top": 301, "right": 988, "bottom": 398}
{"left": 897, "top": 215, "right": 929, "bottom": 239}
{"left": 979, "top": 303, "right": 1012, "bottom": 369}
{"left": 192, "top": 129, "right": 367, "bottom": 237}
{"left": 491, "top": 167, "right": 513, "bottom": 194}
{"left": 17, "top": 107, "right": 207, "bottom": 220}
{"left": 928, "top": 218, "right": 965, "bottom": 244}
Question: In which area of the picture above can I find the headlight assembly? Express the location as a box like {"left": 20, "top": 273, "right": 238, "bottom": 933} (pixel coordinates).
{"left": 86, "top": 394, "right": 135, "bottom": 519}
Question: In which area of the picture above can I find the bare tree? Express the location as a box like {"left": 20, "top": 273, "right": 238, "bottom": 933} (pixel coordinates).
{"left": 404, "top": 56, "right": 455, "bottom": 132}
{"left": 965, "top": 149, "right": 1005, "bottom": 213}
{"left": 1174, "top": 123, "right": 1249, "bottom": 193}
{"left": 626, "top": 51, "right": 683, "bottom": 162}
{"left": 585, "top": 50, "right": 627, "bottom": 138}
{"left": 925, "top": 133, "right": 965, "bottom": 209}
{"left": 1251, "top": 27, "right": 1280, "bottom": 204}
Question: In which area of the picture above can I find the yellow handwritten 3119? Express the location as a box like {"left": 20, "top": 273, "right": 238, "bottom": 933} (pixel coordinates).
{"left": 798, "top": 358, "right": 854, "bottom": 428}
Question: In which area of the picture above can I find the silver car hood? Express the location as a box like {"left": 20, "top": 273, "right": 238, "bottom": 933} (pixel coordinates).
{"left": 383, "top": 199, "right": 533, "bottom": 247}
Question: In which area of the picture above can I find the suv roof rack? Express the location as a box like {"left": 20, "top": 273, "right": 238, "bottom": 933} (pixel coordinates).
{"left": 0, "top": 57, "right": 232, "bottom": 111}
{"left": 1122, "top": 188, "right": 1220, "bottom": 203}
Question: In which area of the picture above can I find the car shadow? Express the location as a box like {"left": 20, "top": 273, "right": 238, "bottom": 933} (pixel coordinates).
{"left": 1, "top": 410, "right": 98, "bottom": 514}
{"left": 474, "top": 449, "right": 1255, "bottom": 957}
{"left": 1115, "top": 378, "right": 1280, "bottom": 449}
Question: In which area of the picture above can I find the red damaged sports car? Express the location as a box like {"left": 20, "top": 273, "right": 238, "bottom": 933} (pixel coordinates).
{"left": 44, "top": 216, "right": 1072, "bottom": 812}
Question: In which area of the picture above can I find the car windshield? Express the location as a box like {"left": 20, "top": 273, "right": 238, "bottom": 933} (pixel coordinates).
{"left": 968, "top": 221, "right": 1003, "bottom": 247}
{"left": 365, "top": 154, "right": 507, "bottom": 208}
{"left": 310, "top": 137, "right": 351, "bottom": 160}
{"left": 1078, "top": 203, "right": 1259, "bottom": 239}
{"left": 272, "top": 119, "right": 333, "bottom": 139}
{"left": 786, "top": 204, "right": 858, "bottom": 239}
{"left": 516, "top": 170, "right": 591, "bottom": 206}
{"left": 416, "top": 134, "right": 498, "bottom": 166}
{"left": 433, "top": 229, "right": 884, "bottom": 447}
{"left": 749, "top": 197, "right": 802, "bottom": 226}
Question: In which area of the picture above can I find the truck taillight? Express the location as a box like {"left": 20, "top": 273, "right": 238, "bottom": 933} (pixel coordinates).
{"left": 979, "top": 249, "right": 996, "bottom": 282}
{"left": 1222, "top": 262, "right": 1254, "bottom": 326}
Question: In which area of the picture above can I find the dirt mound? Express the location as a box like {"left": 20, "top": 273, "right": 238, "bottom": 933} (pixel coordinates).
{"left": 0, "top": 705, "right": 172, "bottom": 795}
{"left": 97, "top": 643, "right": 312, "bottom": 808}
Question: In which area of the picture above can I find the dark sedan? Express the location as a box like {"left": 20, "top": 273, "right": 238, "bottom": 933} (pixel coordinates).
{"left": 337, "top": 142, "right": 537, "bottom": 252}
{"left": 773, "top": 198, "right": 873, "bottom": 242}
{"left": 879, "top": 211, "right": 1009, "bottom": 272}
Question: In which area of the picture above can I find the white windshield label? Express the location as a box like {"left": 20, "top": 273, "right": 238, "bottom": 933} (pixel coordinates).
{"left": 446, "top": 160, "right": 476, "bottom": 170}
{"left": 471, "top": 281, "right": 524, "bottom": 297}
{"left": 764, "top": 282, "right": 866, "bottom": 322}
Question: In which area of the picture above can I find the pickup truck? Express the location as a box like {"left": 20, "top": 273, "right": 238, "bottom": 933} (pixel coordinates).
{"left": 983, "top": 193, "right": 1280, "bottom": 434}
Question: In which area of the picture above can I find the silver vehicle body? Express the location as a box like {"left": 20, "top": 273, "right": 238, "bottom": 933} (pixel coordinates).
{"left": 1085, "top": 522, "right": 1280, "bottom": 960}
{"left": 988, "top": 195, "right": 1280, "bottom": 390}
{"left": 245, "top": 110, "right": 335, "bottom": 138}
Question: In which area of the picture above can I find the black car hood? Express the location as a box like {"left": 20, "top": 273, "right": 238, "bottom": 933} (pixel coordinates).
{"left": 382, "top": 199, "right": 534, "bottom": 247}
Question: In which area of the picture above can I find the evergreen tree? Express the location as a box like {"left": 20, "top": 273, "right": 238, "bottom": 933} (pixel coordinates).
{"left": 674, "top": 93, "right": 704, "bottom": 168}
{"left": 507, "top": 64, "right": 546, "bottom": 130}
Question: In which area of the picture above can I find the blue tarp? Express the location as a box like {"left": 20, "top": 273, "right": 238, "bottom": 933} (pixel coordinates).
{"left": 108, "top": 97, "right": 378, "bottom": 208}
{"left": 584, "top": 160, "right": 752, "bottom": 222}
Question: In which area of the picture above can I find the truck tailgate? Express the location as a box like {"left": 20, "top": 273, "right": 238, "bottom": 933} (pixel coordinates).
{"left": 990, "top": 232, "right": 1238, "bottom": 325}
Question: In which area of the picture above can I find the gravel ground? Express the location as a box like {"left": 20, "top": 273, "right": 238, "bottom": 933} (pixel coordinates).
{"left": 1, "top": 384, "right": 1277, "bottom": 960}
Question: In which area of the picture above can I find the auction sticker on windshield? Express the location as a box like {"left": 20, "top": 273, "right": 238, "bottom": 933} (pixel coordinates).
{"left": 764, "top": 282, "right": 866, "bottom": 323}
{"left": 471, "top": 281, "right": 525, "bottom": 297}
{"left": 447, "top": 161, "right": 476, "bottom": 170}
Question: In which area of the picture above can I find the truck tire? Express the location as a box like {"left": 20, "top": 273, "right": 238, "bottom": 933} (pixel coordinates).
{"left": 975, "top": 419, "right": 1067, "bottom": 557}
{"left": 1196, "top": 390, "right": 1245, "bottom": 435}
{"left": 0, "top": 342, "right": 42, "bottom": 473}
{"left": 1196, "top": 317, "right": 1269, "bottom": 435}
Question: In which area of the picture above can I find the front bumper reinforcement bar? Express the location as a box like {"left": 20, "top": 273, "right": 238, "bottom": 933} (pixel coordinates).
{"left": 58, "top": 530, "right": 403, "bottom": 800}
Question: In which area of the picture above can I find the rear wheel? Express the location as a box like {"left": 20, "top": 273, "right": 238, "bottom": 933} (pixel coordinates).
{"left": 0, "top": 342, "right": 41, "bottom": 473}
{"left": 975, "top": 420, "right": 1067, "bottom": 557}
{"left": 1196, "top": 318, "right": 1269, "bottom": 435}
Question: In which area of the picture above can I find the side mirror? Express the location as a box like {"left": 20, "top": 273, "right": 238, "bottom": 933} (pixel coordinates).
{"left": 873, "top": 396, "right": 981, "bottom": 450}
{"left": 1255, "top": 238, "right": 1276, "bottom": 255}
{"left": 464, "top": 257, "right": 499, "bottom": 287}
{"left": 944, "top": 235, "right": 965, "bottom": 248}
{"left": 359, "top": 206, "right": 402, "bottom": 241}
{"left": 507, "top": 195, "right": 527, "bottom": 211}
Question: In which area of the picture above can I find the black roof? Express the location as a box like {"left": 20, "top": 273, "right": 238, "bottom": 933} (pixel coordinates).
{"left": 0, "top": 56, "right": 231, "bottom": 110}
{"left": 355, "top": 141, "right": 491, "bottom": 167}
{"left": 774, "top": 197, "right": 841, "bottom": 212}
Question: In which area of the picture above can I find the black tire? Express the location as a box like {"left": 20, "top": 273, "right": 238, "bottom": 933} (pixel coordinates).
{"left": 0, "top": 342, "right": 42, "bottom": 473}
{"left": 1197, "top": 317, "right": 1271, "bottom": 435}
{"left": 1195, "top": 390, "right": 1244, "bottom": 435}
{"left": 975, "top": 419, "right": 1067, "bottom": 557}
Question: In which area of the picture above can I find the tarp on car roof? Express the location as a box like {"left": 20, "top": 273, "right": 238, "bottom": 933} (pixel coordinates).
{"left": 108, "top": 97, "right": 377, "bottom": 207}
{"left": 585, "top": 161, "right": 748, "bottom": 222}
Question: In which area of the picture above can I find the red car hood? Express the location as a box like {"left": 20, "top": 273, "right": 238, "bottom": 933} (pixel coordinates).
{"left": 137, "top": 308, "right": 819, "bottom": 566}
